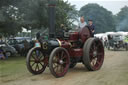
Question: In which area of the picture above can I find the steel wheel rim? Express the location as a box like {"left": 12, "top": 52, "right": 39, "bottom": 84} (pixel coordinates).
{"left": 29, "top": 49, "right": 46, "bottom": 73}
{"left": 52, "top": 50, "right": 70, "bottom": 76}
{"left": 89, "top": 40, "right": 104, "bottom": 70}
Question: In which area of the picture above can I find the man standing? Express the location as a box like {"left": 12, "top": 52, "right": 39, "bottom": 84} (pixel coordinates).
{"left": 79, "top": 16, "right": 87, "bottom": 29}
{"left": 88, "top": 19, "right": 95, "bottom": 37}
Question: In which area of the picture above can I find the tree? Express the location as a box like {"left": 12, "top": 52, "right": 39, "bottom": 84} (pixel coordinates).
{"left": 116, "top": 6, "right": 128, "bottom": 31}
{"left": 0, "top": 0, "right": 21, "bottom": 8}
{"left": 56, "top": 0, "right": 78, "bottom": 29}
{"left": 0, "top": 0, "right": 78, "bottom": 36}
{"left": 18, "top": 0, "right": 78, "bottom": 29}
{"left": 17, "top": 0, "right": 48, "bottom": 29}
{"left": 79, "top": 4, "right": 116, "bottom": 33}
{"left": 0, "top": 5, "right": 22, "bottom": 37}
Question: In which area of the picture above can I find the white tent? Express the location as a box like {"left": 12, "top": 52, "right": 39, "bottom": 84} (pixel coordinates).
{"left": 94, "top": 33, "right": 105, "bottom": 39}
{"left": 22, "top": 27, "right": 31, "bottom": 33}
{"left": 116, "top": 31, "right": 128, "bottom": 36}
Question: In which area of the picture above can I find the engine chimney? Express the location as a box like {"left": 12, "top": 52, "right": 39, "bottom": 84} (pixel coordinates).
{"left": 48, "top": 0, "right": 56, "bottom": 38}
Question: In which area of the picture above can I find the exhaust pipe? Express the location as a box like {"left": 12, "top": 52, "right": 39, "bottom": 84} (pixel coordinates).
{"left": 48, "top": 0, "right": 56, "bottom": 38}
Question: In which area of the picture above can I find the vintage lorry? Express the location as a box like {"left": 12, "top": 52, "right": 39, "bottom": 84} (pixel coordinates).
{"left": 107, "top": 33, "right": 128, "bottom": 51}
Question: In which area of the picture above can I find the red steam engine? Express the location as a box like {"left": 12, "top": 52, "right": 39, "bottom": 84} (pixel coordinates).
{"left": 26, "top": 0, "right": 104, "bottom": 78}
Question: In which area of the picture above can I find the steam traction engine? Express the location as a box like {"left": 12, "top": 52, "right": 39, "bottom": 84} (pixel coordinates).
{"left": 26, "top": 0, "right": 104, "bottom": 78}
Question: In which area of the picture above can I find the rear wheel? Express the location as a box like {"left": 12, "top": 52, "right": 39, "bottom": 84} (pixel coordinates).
{"left": 83, "top": 38, "right": 104, "bottom": 71}
{"left": 26, "top": 47, "right": 47, "bottom": 75}
{"left": 49, "top": 47, "right": 70, "bottom": 78}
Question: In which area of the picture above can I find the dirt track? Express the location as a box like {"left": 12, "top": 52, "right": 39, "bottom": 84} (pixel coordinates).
{"left": 1, "top": 49, "right": 128, "bottom": 85}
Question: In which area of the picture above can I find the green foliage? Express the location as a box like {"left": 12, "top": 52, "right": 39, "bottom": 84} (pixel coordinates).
{"left": 17, "top": 0, "right": 49, "bottom": 29}
{"left": 0, "top": 5, "right": 22, "bottom": 36}
{"left": 0, "top": 0, "right": 21, "bottom": 8}
{"left": 0, "top": 0, "right": 78, "bottom": 36}
{"left": 56, "top": 1, "right": 78, "bottom": 29}
{"left": 0, "top": 33, "right": 2, "bottom": 38}
{"left": 0, "top": 21, "right": 21, "bottom": 36}
{"left": 79, "top": 4, "right": 116, "bottom": 33}
{"left": 2, "top": 1, "right": 128, "bottom": 36}
{"left": 116, "top": 6, "right": 128, "bottom": 31}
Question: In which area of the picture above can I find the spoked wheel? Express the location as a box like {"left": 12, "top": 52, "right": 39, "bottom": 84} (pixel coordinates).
{"left": 83, "top": 38, "right": 104, "bottom": 71}
{"left": 26, "top": 47, "right": 47, "bottom": 75}
{"left": 49, "top": 47, "right": 70, "bottom": 78}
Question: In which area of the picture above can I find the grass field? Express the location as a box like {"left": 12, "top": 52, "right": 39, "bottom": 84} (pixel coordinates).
{"left": 0, "top": 56, "right": 28, "bottom": 83}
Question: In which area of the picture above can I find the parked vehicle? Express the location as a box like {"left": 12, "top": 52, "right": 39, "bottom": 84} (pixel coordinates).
{"left": 8, "top": 37, "right": 32, "bottom": 56}
{"left": 107, "top": 34, "right": 127, "bottom": 50}
{"left": 0, "top": 42, "right": 17, "bottom": 57}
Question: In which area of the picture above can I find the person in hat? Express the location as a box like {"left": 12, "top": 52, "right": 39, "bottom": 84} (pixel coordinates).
{"left": 88, "top": 19, "right": 95, "bottom": 37}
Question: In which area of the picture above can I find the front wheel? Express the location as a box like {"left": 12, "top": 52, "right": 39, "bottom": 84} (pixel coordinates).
{"left": 26, "top": 47, "right": 47, "bottom": 75}
{"left": 49, "top": 47, "right": 70, "bottom": 78}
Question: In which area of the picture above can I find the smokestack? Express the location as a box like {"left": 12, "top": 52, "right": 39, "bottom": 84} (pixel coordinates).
{"left": 48, "top": 0, "right": 56, "bottom": 38}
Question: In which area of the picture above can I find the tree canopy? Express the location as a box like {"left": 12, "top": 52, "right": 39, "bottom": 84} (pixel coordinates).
{"left": 116, "top": 6, "right": 128, "bottom": 31}
{"left": 0, "top": 0, "right": 78, "bottom": 36}
{"left": 79, "top": 4, "right": 116, "bottom": 33}
{"left": 0, "top": 1, "right": 128, "bottom": 37}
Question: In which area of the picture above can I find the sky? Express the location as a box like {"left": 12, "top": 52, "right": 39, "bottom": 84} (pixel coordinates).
{"left": 64, "top": 0, "right": 128, "bottom": 15}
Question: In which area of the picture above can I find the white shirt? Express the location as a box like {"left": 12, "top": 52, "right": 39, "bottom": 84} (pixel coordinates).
{"left": 79, "top": 22, "right": 87, "bottom": 29}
